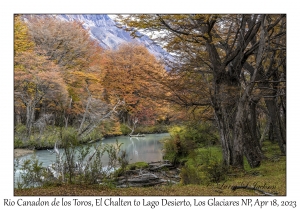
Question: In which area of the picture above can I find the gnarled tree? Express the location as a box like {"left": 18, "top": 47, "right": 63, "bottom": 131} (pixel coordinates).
{"left": 116, "top": 14, "right": 286, "bottom": 168}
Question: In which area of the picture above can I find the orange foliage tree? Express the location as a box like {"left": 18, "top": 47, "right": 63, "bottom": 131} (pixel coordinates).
{"left": 101, "top": 43, "right": 168, "bottom": 133}
{"left": 25, "top": 15, "right": 107, "bottom": 131}
{"left": 14, "top": 51, "right": 68, "bottom": 137}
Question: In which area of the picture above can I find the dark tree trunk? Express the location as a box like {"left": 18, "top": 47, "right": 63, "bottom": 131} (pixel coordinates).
{"left": 264, "top": 99, "right": 286, "bottom": 154}
{"left": 232, "top": 98, "right": 246, "bottom": 168}
{"left": 212, "top": 82, "right": 237, "bottom": 167}
{"left": 214, "top": 108, "right": 233, "bottom": 166}
{"left": 243, "top": 98, "right": 263, "bottom": 168}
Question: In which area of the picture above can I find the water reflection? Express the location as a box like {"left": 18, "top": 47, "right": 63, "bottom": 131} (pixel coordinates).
{"left": 94, "top": 133, "right": 169, "bottom": 163}
{"left": 15, "top": 133, "right": 169, "bottom": 169}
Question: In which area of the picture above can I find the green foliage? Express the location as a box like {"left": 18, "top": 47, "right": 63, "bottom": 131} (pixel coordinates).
{"left": 127, "top": 162, "right": 148, "bottom": 170}
{"left": 135, "top": 124, "right": 169, "bottom": 134}
{"left": 170, "top": 122, "right": 219, "bottom": 146}
{"left": 162, "top": 134, "right": 188, "bottom": 164}
{"left": 180, "top": 163, "right": 202, "bottom": 185}
{"left": 120, "top": 123, "right": 169, "bottom": 136}
{"left": 80, "top": 128, "right": 103, "bottom": 143}
{"left": 14, "top": 125, "right": 102, "bottom": 149}
{"left": 180, "top": 146, "right": 227, "bottom": 185}
{"left": 162, "top": 122, "right": 218, "bottom": 164}
{"left": 14, "top": 141, "right": 286, "bottom": 196}
{"left": 76, "top": 143, "right": 106, "bottom": 185}
{"left": 99, "top": 120, "right": 122, "bottom": 137}
{"left": 114, "top": 160, "right": 148, "bottom": 178}
{"left": 15, "top": 138, "right": 128, "bottom": 188}
{"left": 120, "top": 123, "right": 131, "bottom": 135}
{"left": 14, "top": 124, "right": 27, "bottom": 147}
{"left": 16, "top": 154, "right": 49, "bottom": 188}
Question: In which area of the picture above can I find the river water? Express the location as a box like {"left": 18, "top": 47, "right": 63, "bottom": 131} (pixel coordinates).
{"left": 14, "top": 133, "right": 170, "bottom": 185}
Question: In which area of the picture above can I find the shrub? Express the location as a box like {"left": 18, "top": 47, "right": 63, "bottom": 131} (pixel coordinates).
{"left": 120, "top": 123, "right": 131, "bottom": 135}
{"left": 15, "top": 138, "right": 128, "bottom": 188}
{"left": 99, "top": 120, "right": 122, "bottom": 137}
{"left": 162, "top": 122, "right": 219, "bottom": 165}
{"left": 80, "top": 128, "right": 103, "bottom": 143}
{"left": 204, "top": 159, "right": 227, "bottom": 183}
{"left": 180, "top": 163, "right": 202, "bottom": 185}
{"left": 180, "top": 147, "right": 227, "bottom": 185}
{"left": 16, "top": 154, "right": 50, "bottom": 188}
{"left": 127, "top": 162, "right": 148, "bottom": 170}
{"left": 114, "top": 161, "right": 148, "bottom": 177}
{"left": 135, "top": 124, "right": 169, "bottom": 134}
{"left": 163, "top": 134, "right": 191, "bottom": 164}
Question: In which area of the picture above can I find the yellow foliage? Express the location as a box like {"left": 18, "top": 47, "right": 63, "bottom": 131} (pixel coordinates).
{"left": 14, "top": 15, "right": 35, "bottom": 54}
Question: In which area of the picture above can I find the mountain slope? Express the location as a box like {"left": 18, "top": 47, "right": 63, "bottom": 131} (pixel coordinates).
{"left": 55, "top": 14, "right": 168, "bottom": 59}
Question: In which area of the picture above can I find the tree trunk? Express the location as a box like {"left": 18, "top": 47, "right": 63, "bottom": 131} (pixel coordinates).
{"left": 268, "top": 122, "right": 275, "bottom": 143}
{"left": 264, "top": 99, "right": 286, "bottom": 154}
{"left": 78, "top": 96, "right": 91, "bottom": 135}
{"left": 26, "top": 100, "right": 36, "bottom": 137}
{"left": 215, "top": 112, "right": 232, "bottom": 166}
{"left": 260, "top": 117, "right": 271, "bottom": 146}
{"left": 15, "top": 113, "right": 22, "bottom": 125}
{"left": 232, "top": 100, "right": 246, "bottom": 168}
{"left": 210, "top": 100, "right": 234, "bottom": 167}
{"left": 243, "top": 98, "right": 264, "bottom": 167}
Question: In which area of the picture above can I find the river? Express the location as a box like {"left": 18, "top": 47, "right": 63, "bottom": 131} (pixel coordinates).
{"left": 14, "top": 133, "right": 170, "bottom": 186}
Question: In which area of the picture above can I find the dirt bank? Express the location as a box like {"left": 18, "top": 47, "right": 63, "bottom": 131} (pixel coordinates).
{"left": 14, "top": 149, "right": 34, "bottom": 158}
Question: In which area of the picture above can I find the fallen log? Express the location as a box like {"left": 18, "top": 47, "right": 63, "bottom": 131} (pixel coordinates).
{"left": 120, "top": 176, "right": 159, "bottom": 184}
{"left": 148, "top": 160, "right": 171, "bottom": 167}
{"left": 231, "top": 185, "right": 276, "bottom": 196}
{"left": 160, "top": 179, "right": 179, "bottom": 185}
{"left": 129, "top": 134, "right": 146, "bottom": 137}
{"left": 149, "top": 163, "right": 173, "bottom": 171}
{"left": 117, "top": 180, "right": 164, "bottom": 188}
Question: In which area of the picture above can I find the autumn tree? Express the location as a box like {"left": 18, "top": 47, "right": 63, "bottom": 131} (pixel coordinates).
{"left": 116, "top": 14, "right": 286, "bottom": 168}
{"left": 14, "top": 51, "right": 68, "bottom": 137}
{"left": 24, "top": 15, "right": 108, "bottom": 132}
{"left": 25, "top": 15, "right": 100, "bottom": 70}
{"left": 14, "top": 15, "right": 35, "bottom": 55}
{"left": 101, "top": 43, "right": 167, "bottom": 133}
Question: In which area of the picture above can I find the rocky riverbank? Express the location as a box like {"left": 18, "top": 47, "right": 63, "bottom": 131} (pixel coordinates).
{"left": 14, "top": 149, "right": 34, "bottom": 158}
{"left": 115, "top": 160, "right": 180, "bottom": 188}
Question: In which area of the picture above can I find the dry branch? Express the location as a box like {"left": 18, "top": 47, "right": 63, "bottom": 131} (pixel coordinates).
{"left": 231, "top": 185, "right": 276, "bottom": 196}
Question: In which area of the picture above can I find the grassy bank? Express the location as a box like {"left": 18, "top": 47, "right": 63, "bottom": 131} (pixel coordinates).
{"left": 14, "top": 123, "right": 169, "bottom": 150}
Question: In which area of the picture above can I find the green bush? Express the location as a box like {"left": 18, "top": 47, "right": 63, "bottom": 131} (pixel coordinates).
{"left": 81, "top": 128, "right": 103, "bottom": 143}
{"left": 15, "top": 138, "right": 128, "bottom": 188}
{"left": 14, "top": 124, "right": 27, "bottom": 145}
{"left": 16, "top": 154, "right": 50, "bottom": 188}
{"left": 120, "top": 123, "right": 131, "bottom": 135}
{"left": 14, "top": 139, "right": 24, "bottom": 148}
{"left": 120, "top": 124, "right": 169, "bottom": 136}
{"left": 114, "top": 161, "right": 148, "bottom": 177}
{"left": 180, "top": 147, "right": 227, "bottom": 185}
{"left": 163, "top": 134, "right": 191, "bottom": 164}
{"left": 127, "top": 161, "right": 148, "bottom": 170}
{"left": 14, "top": 126, "right": 78, "bottom": 149}
{"left": 135, "top": 124, "right": 169, "bottom": 134}
{"left": 162, "top": 122, "right": 219, "bottom": 165}
{"left": 173, "top": 122, "right": 219, "bottom": 146}
{"left": 204, "top": 160, "right": 227, "bottom": 183}
{"left": 180, "top": 163, "right": 203, "bottom": 185}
